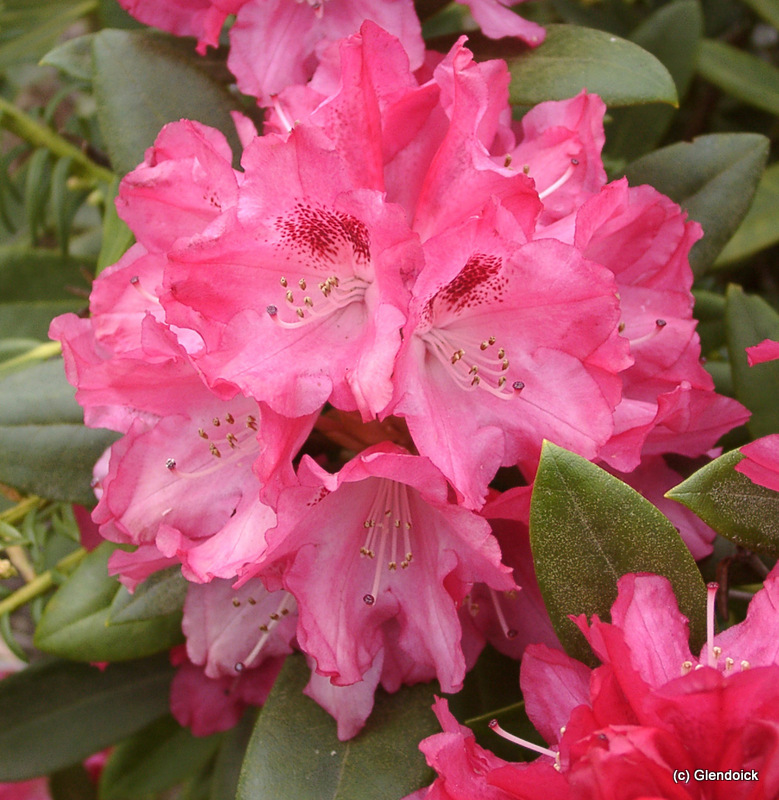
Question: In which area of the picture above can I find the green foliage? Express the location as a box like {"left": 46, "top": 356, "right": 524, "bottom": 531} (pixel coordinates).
{"left": 0, "top": 360, "right": 117, "bottom": 503}
{"left": 237, "top": 655, "right": 437, "bottom": 800}
{"left": 529, "top": 442, "right": 707, "bottom": 665}
{"left": 34, "top": 542, "right": 184, "bottom": 660}
{"left": 505, "top": 24, "right": 677, "bottom": 108}
{"left": 99, "top": 716, "right": 223, "bottom": 800}
{"left": 92, "top": 30, "right": 245, "bottom": 174}
{"left": 667, "top": 449, "right": 779, "bottom": 556}
{"left": 624, "top": 133, "right": 769, "bottom": 275}
{"left": 0, "top": 654, "right": 174, "bottom": 781}
{"left": 725, "top": 285, "right": 779, "bottom": 439}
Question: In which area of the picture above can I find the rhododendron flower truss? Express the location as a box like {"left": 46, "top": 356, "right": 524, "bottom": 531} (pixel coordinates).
{"left": 414, "top": 572, "right": 779, "bottom": 799}
{"left": 252, "top": 444, "right": 515, "bottom": 694}
{"left": 161, "top": 126, "right": 421, "bottom": 419}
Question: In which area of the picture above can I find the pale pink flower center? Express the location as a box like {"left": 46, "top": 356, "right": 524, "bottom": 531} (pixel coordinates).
{"left": 359, "top": 478, "right": 415, "bottom": 606}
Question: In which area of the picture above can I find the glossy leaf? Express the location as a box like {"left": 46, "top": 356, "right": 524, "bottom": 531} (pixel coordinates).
{"left": 49, "top": 763, "right": 99, "bottom": 800}
{"left": 529, "top": 441, "right": 706, "bottom": 665}
{"left": 0, "top": 247, "right": 91, "bottom": 339}
{"left": 739, "top": 0, "right": 779, "bottom": 28}
{"left": 0, "top": 360, "right": 116, "bottom": 504}
{"left": 100, "top": 715, "right": 222, "bottom": 800}
{"left": 41, "top": 33, "right": 95, "bottom": 82}
{"left": 92, "top": 30, "right": 243, "bottom": 175}
{"left": 697, "top": 39, "right": 779, "bottom": 116}
{"left": 209, "top": 710, "right": 258, "bottom": 800}
{"left": 666, "top": 449, "right": 779, "bottom": 556}
{"left": 237, "top": 655, "right": 436, "bottom": 800}
{"left": 624, "top": 133, "right": 769, "bottom": 274}
{"left": 725, "top": 284, "right": 779, "bottom": 439}
{"left": 34, "top": 542, "right": 183, "bottom": 661}
{"left": 0, "top": 654, "right": 174, "bottom": 781}
{"left": 606, "top": 0, "right": 703, "bottom": 163}
{"left": 716, "top": 162, "right": 779, "bottom": 266}
{"left": 109, "top": 566, "right": 189, "bottom": 624}
{"left": 505, "top": 24, "right": 677, "bottom": 107}
{"left": 96, "top": 177, "right": 135, "bottom": 274}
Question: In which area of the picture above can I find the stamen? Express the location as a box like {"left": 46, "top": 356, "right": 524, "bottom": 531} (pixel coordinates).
{"left": 538, "top": 158, "right": 579, "bottom": 200}
{"left": 269, "top": 275, "right": 368, "bottom": 329}
{"left": 489, "top": 720, "right": 558, "bottom": 760}
{"left": 489, "top": 588, "right": 518, "bottom": 639}
{"left": 681, "top": 660, "right": 693, "bottom": 676}
{"left": 235, "top": 592, "right": 296, "bottom": 673}
{"left": 165, "top": 458, "right": 176, "bottom": 470}
{"left": 129, "top": 276, "right": 160, "bottom": 305}
{"left": 270, "top": 94, "right": 294, "bottom": 133}
{"left": 631, "top": 319, "right": 669, "bottom": 347}
{"left": 707, "top": 582, "right": 718, "bottom": 667}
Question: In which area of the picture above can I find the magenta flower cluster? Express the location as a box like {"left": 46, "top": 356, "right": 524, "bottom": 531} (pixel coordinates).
{"left": 51, "top": 19, "right": 749, "bottom": 744}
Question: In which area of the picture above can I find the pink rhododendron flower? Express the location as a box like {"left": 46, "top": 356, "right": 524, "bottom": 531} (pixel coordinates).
{"left": 414, "top": 572, "right": 779, "bottom": 799}
{"left": 118, "top": 0, "right": 543, "bottom": 105}
{"left": 251, "top": 443, "right": 515, "bottom": 693}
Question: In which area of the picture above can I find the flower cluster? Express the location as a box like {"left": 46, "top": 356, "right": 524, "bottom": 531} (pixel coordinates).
{"left": 51, "top": 22, "right": 746, "bottom": 737}
{"left": 412, "top": 571, "right": 779, "bottom": 799}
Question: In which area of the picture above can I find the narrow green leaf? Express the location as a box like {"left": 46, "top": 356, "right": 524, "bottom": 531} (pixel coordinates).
{"left": 505, "top": 25, "right": 677, "bottom": 107}
{"left": 529, "top": 442, "right": 706, "bottom": 665}
{"left": 92, "top": 30, "right": 243, "bottom": 175}
{"left": 725, "top": 284, "right": 779, "bottom": 439}
{"left": 237, "top": 655, "right": 436, "bottom": 800}
{"left": 100, "top": 716, "right": 222, "bottom": 800}
{"left": 698, "top": 39, "right": 779, "bottom": 116}
{"left": 0, "top": 246, "right": 92, "bottom": 304}
{"left": 624, "top": 133, "right": 769, "bottom": 274}
{"left": 34, "top": 542, "right": 183, "bottom": 661}
{"left": 97, "top": 177, "right": 135, "bottom": 274}
{"left": 0, "top": 654, "right": 174, "bottom": 781}
{"left": 25, "top": 148, "right": 52, "bottom": 243}
{"left": 109, "top": 566, "right": 188, "bottom": 624}
{"left": 210, "top": 710, "right": 257, "bottom": 800}
{"left": 715, "top": 162, "right": 779, "bottom": 266}
{"left": 666, "top": 449, "right": 779, "bottom": 555}
{"left": 606, "top": 0, "right": 702, "bottom": 162}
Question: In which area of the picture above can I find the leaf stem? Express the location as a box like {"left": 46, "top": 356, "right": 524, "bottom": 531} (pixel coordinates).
{"left": 0, "top": 548, "right": 86, "bottom": 617}
{"left": 0, "top": 496, "right": 44, "bottom": 526}
{"left": 0, "top": 96, "right": 114, "bottom": 184}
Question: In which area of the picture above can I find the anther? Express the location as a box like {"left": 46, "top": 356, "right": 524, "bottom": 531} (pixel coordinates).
{"left": 210, "top": 443, "right": 221, "bottom": 458}
{"left": 299, "top": 279, "right": 307, "bottom": 290}
{"left": 513, "top": 381, "right": 525, "bottom": 391}
{"left": 280, "top": 277, "right": 288, "bottom": 287}
{"left": 618, "top": 322, "right": 626, "bottom": 333}
{"left": 165, "top": 458, "right": 176, "bottom": 470}
{"left": 489, "top": 337, "right": 496, "bottom": 345}
{"left": 304, "top": 297, "right": 313, "bottom": 307}
{"left": 198, "top": 428, "right": 208, "bottom": 439}
{"left": 480, "top": 341, "right": 489, "bottom": 350}
{"left": 246, "top": 416, "right": 258, "bottom": 430}
{"left": 725, "top": 657, "right": 734, "bottom": 672}
{"left": 471, "top": 376, "right": 480, "bottom": 386}
{"left": 497, "top": 348, "right": 505, "bottom": 359}
{"left": 504, "top": 155, "right": 512, "bottom": 168}
{"left": 226, "top": 433, "right": 238, "bottom": 448}
{"left": 213, "top": 418, "right": 221, "bottom": 427}
{"left": 248, "top": 597, "right": 256, "bottom": 605}
{"left": 225, "top": 413, "right": 234, "bottom": 424}
{"left": 523, "top": 164, "right": 530, "bottom": 174}
{"left": 232, "top": 598, "right": 241, "bottom": 607}
{"left": 741, "top": 660, "right": 751, "bottom": 670}
{"left": 681, "top": 660, "right": 693, "bottom": 675}
{"left": 286, "top": 290, "right": 294, "bottom": 303}
{"left": 296, "top": 308, "right": 305, "bottom": 318}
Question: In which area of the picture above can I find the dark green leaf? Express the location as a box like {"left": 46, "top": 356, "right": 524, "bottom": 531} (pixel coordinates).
{"left": 716, "top": 163, "right": 779, "bottom": 266}
{"left": 92, "top": 30, "right": 243, "bottom": 175}
{"left": 606, "top": 0, "right": 702, "bottom": 163}
{"left": 100, "top": 715, "right": 222, "bottom": 800}
{"left": 25, "top": 148, "right": 52, "bottom": 243}
{"left": 666, "top": 449, "right": 779, "bottom": 555}
{"left": 529, "top": 441, "right": 706, "bottom": 665}
{"left": 697, "top": 39, "right": 779, "bottom": 116}
{"left": 0, "top": 654, "right": 174, "bottom": 781}
{"left": 624, "top": 133, "right": 769, "bottom": 274}
{"left": 693, "top": 289, "right": 726, "bottom": 355}
{"left": 34, "top": 542, "right": 184, "bottom": 661}
{"left": 505, "top": 25, "right": 677, "bottom": 108}
{"left": 209, "top": 710, "right": 257, "bottom": 800}
{"left": 739, "top": 0, "right": 779, "bottom": 28}
{"left": 0, "top": 360, "right": 116, "bottom": 504}
{"left": 49, "top": 764, "right": 98, "bottom": 800}
{"left": 109, "top": 566, "right": 188, "bottom": 623}
{"left": 725, "top": 284, "right": 779, "bottom": 439}
{"left": 237, "top": 655, "right": 436, "bottom": 800}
